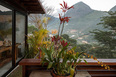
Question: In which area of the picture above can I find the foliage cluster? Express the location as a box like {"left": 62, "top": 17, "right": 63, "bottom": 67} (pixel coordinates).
{"left": 90, "top": 11, "right": 116, "bottom": 58}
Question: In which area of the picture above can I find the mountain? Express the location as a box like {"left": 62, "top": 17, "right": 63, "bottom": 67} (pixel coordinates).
{"left": 46, "top": 14, "right": 59, "bottom": 27}
{"left": 47, "top": 2, "right": 108, "bottom": 44}
{"left": 109, "top": 5, "right": 116, "bottom": 12}
{"left": 66, "top": 2, "right": 93, "bottom": 19}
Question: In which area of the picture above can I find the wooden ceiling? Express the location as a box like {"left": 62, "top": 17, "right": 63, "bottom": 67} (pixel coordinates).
{"left": 3, "top": 0, "right": 45, "bottom": 14}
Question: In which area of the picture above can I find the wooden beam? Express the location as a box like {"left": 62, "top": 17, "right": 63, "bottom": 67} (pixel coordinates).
{"left": 26, "top": 6, "right": 41, "bottom": 9}
{"left": 20, "top": 0, "right": 45, "bottom": 14}
{"left": 26, "top": 8, "right": 43, "bottom": 11}
{"left": 21, "top": 0, "right": 37, "bottom": 1}
{"left": 4, "top": 0, "right": 27, "bottom": 12}
{"left": 24, "top": 4, "right": 39, "bottom": 6}
{"left": 20, "top": 1, "right": 38, "bottom": 3}
{"left": 28, "top": 11, "right": 44, "bottom": 13}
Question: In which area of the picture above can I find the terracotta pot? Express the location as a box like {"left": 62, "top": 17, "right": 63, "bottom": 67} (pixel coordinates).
{"left": 50, "top": 70, "right": 71, "bottom": 77}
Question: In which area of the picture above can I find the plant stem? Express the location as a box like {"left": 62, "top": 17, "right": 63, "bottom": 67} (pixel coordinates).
{"left": 60, "top": 12, "right": 65, "bottom": 35}
{"left": 58, "top": 24, "right": 61, "bottom": 36}
{"left": 61, "top": 22, "right": 64, "bottom": 35}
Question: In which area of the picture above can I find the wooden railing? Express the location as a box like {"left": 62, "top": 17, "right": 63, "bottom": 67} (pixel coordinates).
{"left": 19, "top": 59, "right": 116, "bottom": 77}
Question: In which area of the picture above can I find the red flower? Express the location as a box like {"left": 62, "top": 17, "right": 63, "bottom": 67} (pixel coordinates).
{"left": 59, "top": 14, "right": 71, "bottom": 24}
{"left": 61, "top": 40, "right": 68, "bottom": 47}
{"left": 59, "top": 14, "right": 64, "bottom": 24}
{"left": 68, "top": 6, "right": 74, "bottom": 10}
{"left": 60, "top": 1, "right": 74, "bottom": 12}
{"left": 51, "top": 36, "right": 61, "bottom": 44}
{"left": 51, "top": 36, "right": 56, "bottom": 42}
{"left": 64, "top": 17, "right": 71, "bottom": 23}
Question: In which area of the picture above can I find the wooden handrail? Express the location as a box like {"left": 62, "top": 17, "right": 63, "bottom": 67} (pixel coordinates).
{"left": 19, "top": 59, "right": 116, "bottom": 66}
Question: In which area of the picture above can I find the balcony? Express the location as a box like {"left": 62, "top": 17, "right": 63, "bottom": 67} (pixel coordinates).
{"left": 0, "top": 0, "right": 116, "bottom": 77}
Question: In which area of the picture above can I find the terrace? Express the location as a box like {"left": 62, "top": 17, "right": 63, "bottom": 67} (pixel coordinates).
{"left": 0, "top": 0, "right": 116, "bottom": 77}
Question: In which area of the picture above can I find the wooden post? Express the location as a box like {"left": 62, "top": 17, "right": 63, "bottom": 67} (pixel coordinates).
{"left": 22, "top": 65, "right": 26, "bottom": 77}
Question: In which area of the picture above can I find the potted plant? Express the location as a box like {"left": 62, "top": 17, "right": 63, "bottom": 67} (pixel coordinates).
{"left": 41, "top": 35, "right": 88, "bottom": 77}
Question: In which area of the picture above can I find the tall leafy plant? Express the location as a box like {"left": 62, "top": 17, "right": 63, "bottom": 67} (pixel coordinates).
{"left": 25, "top": 29, "right": 49, "bottom": 58}
{"left": 25, "top": 17, "right": 50, "bottom": 58}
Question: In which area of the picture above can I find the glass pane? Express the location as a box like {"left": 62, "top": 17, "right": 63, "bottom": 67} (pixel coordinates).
{"left": 16, "top": 12, "right": 25, "bottom": 62}
{"left": 0, "top": 5, "right": 12, "bottom": 76}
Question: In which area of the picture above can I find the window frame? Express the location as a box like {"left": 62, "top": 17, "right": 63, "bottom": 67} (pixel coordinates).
{"left": 0, "top": 1, "right": 28, "bottom": 76}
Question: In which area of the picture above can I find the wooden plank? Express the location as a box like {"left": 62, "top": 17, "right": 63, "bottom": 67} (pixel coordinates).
{"left": 91, "top": 74, "right": 116, "bottom": 77}
{"left": 19, "top": 59, "right": 45, "bottom": 65}
{"left": 19, "top": 59, "right": 116, "bottom": 66}
{"left": 0, "top": 46, "right": 12, "bottom": 53}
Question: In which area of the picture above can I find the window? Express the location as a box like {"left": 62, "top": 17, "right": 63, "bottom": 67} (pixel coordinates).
{"left": 16, "top": 12, "right": 25, "bottom": 62}
{"left": 0, "top": 3, "right": 27, "bottom": 76}
{"left": 0, "top": 5, "right": 12, "bottom": 76}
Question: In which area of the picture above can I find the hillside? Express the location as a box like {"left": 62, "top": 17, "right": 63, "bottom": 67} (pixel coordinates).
{"left": 47, "top": 2, "right": 109, "bottom": 44}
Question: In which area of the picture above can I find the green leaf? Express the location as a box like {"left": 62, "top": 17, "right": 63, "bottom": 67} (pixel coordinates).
{"left": 78, "top": 52, "right": 84, "bottom": 57}
{"left": 84, "top": 60, "right": 88, "bottom": 64}
{"left": 77, "top": 59, "right": 82, "bottom": 64}
{"left": 42, "top": 61, "right": 45, "bottom": 66}
{"left": 47, "top": 62, "right": 53, "bottom": 69}
{"left": 58, "top": 43, "right": 69, "bottom": 58}
{"left": 71, "top": 46, "right": 76, "bottom": 51}
{"left": 70, "top": 68, "right": 75, "bottom": 77}
{"left": 75, "top": 52, "right": 79, "bottom": 58}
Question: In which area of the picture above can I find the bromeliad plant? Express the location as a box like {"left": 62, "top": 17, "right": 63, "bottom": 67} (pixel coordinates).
{"left": 41, "top": 35, "right": 87, "bottom": 77}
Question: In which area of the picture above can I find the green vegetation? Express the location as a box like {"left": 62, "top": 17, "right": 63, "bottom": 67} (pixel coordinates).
{"left": 90, "top": 11, "right": 116, "bottom": 58}
{"left": 28, "top": 25, "right": 38, "bottom": 34}
{"left": 61, "top": 34, "right": 77, "bottom": 45}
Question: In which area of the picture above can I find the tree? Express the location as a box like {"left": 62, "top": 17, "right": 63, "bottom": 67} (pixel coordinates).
{"left": 91, "top": 11, "right": 116, "bottom": 58}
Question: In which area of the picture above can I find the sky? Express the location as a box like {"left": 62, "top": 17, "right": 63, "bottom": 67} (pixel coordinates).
{"left": 43, "top": 0, "right": 116, "bottom": 17}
